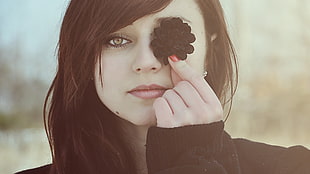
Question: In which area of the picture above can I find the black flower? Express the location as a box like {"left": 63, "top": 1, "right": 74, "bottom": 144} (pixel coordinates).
{"left": 151, "top": 17, "right": 196, "bottom": 65}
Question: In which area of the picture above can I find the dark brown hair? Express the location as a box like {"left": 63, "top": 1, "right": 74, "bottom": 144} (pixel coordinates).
{"left": 44, "top": 0, "right": 237, "bottom": 173}
{"left": 198, "top": 0, "right": 238, "bottom": 115}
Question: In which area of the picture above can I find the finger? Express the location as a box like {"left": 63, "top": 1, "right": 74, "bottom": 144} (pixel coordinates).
{"left": 173, "top": 81, "right": 205, "bottom": 108}
{"left": 168, "top": 56, "right": 218, "bottom": 104}
{"left": 170, "top": 68, "right": 182, "bottom": 86}
{"left": 168, "top": 55, "right": 201, "bottom": 82}
{"left": 153, "top": 97, "right": 173, "bottom": 127}
{"left": 162, "top": 89, "right": 187, "bottom": 114}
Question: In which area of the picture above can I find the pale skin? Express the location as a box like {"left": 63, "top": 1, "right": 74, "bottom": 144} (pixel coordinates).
{"left": 154, "top": 57, "right": 223, "bottom": 128}
{"left": 94, "top": 0, "right": 223, "bottom": 173}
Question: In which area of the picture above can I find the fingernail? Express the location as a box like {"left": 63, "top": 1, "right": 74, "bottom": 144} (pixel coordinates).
{"left": 169, "top": 55, "right": 180, "bottom": 62}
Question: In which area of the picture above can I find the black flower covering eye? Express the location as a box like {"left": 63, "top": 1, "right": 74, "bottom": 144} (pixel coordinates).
{"left": 150, "top": 17, "right": 196, "bottom": 65}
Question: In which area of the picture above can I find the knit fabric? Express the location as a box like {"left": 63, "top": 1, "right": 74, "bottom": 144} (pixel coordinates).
{"left": 16, "top": 121, "right": 310, "bottom": 174}
{"left": 146, "top": 121, "right": 225, "bottom": 173}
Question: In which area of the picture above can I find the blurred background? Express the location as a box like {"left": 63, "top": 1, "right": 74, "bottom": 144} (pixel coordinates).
{"left": 0, "top": 0, "right": 309, "bottom": 173}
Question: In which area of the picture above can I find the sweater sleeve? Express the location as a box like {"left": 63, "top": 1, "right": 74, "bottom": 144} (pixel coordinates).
{"left": 146, "top": 121, "right": 229, "bottom": 174}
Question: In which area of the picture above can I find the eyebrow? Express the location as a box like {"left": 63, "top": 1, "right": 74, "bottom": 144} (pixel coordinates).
{"left": 155, "top": 16, "right": 192, "bottom": 24}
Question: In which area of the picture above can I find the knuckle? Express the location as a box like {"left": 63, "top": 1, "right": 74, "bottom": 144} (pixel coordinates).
{"left": 175, "top": 81, "right": 191, "bottom": 90}
{"left": 190, "top": 74, "right": 203, "bottom": 82}
{"left": 154, "top": 97, "right": 163, "bottom": 104}
{"left": 153, "top": 97, "right": 165, "bottom": 107}
{"left": 163, "top": 89, "right": 179, "bottom": 101}
{"left": 179, "top": 112, "right": 195, "bottom": 126}
{"left": 175, "top": 108, "right": 189, "bottom": 117}
{"left": 182, "top": 109, "right": 192, "bottom": 117}
{"left": 195, "top": 104, "right": 223, "bottom": 123}
{"left": 200, "top": 105, "right": 209, "bottom": 114}
{"left": 213, "top": 105, "right": 224, "bottom": 120}
{"left": 177, "top": 80, "right": 189, "bottom": 87}
{"left": 166, "top": 89, "right": 176, "bottom": 95}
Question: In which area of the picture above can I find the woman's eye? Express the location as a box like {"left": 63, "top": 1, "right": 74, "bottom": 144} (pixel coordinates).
{"left": 107, "top": 37, "right": 131, "bottom": 48}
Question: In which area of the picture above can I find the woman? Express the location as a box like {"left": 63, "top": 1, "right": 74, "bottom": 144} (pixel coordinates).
{"left": 16, "top": 0, "right": 310, "bottom": 174}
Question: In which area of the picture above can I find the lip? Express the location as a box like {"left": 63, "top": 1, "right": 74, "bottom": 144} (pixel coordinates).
{"left": 128, "top": 84, "right": 168, "bottom": 99}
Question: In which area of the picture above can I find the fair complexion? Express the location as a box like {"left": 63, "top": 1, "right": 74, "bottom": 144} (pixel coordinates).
{"left": 95, "top": 0, "right": 223, "bottom": 173}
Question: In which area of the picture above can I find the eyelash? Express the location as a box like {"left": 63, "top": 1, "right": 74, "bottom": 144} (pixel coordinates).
{"left": 105, "top": 34, "right": 132, "bottom": 48}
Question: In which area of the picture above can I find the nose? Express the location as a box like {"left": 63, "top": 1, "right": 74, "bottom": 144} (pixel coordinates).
{"left": 132, "top": 42, "right": 162, "bottom": 73}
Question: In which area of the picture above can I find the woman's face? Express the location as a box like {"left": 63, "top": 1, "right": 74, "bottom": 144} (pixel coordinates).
{"left": 95, "top": 0, "right": 207, "bottom": 127}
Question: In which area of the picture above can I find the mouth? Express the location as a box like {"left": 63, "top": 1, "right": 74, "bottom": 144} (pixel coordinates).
{"left": 128, "top": 84, "right": 169, "bottom": 99}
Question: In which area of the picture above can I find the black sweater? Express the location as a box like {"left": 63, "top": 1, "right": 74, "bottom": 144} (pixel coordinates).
{"left": 16, "top": 121, "right": 310, "bottom": 174}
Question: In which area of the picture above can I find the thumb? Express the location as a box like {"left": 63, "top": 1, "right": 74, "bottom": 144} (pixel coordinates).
{"left": 170, "top": 68, "right": 182, "bottom": 86}
{"left": 168, "top": 55, "right": 199, "bottom": 82}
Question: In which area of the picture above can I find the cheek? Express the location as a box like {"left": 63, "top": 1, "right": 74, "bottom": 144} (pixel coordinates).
{"left": 94, "top": 70, "right": 121, "bottom": 116}
{"left": 94, "top": 53, "right": 125, "bottom": 84}
{"left": 94, "top": 56, "right": 127, "bottom": 107}
{"left": 101, "top": 51, "right": 132, "bottom": 77}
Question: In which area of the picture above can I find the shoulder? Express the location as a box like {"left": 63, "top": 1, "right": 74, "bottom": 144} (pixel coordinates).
{"left": 233, "top": 138, "right": 310, "bottom": 158}
{"left": 232, "top": 138, "right": 310, "bottom": 173}
{"left": 15, "top": 164, "right": 51, "bottom": 174}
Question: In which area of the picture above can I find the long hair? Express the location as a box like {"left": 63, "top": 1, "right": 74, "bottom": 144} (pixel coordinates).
{"left": 197, "top": 0, "right": 238, "bottom": 118}
{"left": 44, "top": 0, "right": 238, "bottom": 173}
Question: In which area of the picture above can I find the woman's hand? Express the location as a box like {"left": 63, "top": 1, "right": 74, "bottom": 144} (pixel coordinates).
{"left": 153, "top": 56, "right": 223, "bottom": 128}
